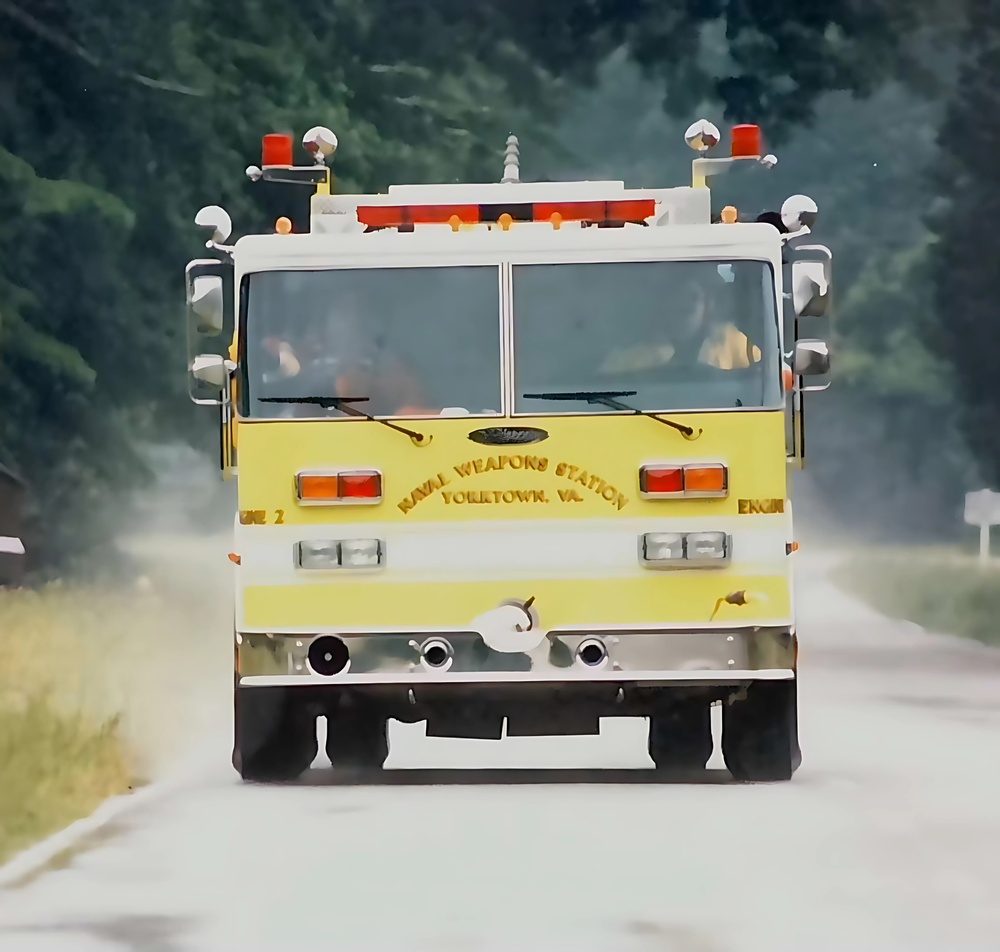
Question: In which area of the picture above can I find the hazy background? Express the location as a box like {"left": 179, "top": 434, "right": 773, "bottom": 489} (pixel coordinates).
{"left": 6, "top": 10, "right": 1000, "bottom": 943}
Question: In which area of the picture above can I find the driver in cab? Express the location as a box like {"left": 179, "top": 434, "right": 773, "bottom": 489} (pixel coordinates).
{"left": 258, "top": 296, "right": 435, "bottom": 416}
{"left": 599, "top": 276, "right": 761, "bottom": 375}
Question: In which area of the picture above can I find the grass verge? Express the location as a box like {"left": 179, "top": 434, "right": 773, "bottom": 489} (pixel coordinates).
{"left": 832, "top": 546, "right": 1000, "bottom": 647}
{"left": 0, "top": 535, "right": 231, "bottom": 866}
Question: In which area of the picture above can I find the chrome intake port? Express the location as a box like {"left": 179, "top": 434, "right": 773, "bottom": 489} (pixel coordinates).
{"left": 307, "top": 636, "right": 350, "bottom": 676}
{"left": 576, "top": 638, "right": 609, "bottom": 669}
{"left": 420, "top": 638, "right": 454, "bottom": 672}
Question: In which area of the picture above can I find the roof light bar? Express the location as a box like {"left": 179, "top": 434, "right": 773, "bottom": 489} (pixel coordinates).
{"left": 356, "top": 199, "right": 656, "bottom": 230}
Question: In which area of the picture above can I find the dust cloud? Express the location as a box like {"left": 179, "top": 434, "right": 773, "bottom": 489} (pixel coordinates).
{"left": 103, "top": 442, "right": 236, "bottom": 779}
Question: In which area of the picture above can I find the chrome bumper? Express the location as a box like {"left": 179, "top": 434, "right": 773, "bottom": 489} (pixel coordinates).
{"left": 237, "top": 627, "right": 795, "bottom": 688}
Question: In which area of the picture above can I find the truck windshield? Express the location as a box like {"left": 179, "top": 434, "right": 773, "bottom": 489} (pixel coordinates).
{"left": 241, "top": 265, "right": 502, "bottom": 418}
{"left": 512, "top": 259, "right": 781, "bottom": 414}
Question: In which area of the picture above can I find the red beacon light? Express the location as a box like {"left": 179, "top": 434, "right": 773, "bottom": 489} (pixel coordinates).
{"left": 731, "top": 124, "right": 762, "bottom": 158}
{"left": 686, "top": 117, "right": 775, "bottom": 188}
{"left": 262, "top": 133, "right": 294, "bottom": 168}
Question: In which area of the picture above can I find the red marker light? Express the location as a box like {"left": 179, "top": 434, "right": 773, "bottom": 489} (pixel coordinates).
{"left": 640, "top": 467, "right": 684, "bottom": 495}
{"left": 339, "top": 472, "right": 382, "bottom": 499}
{"left": 731, "top": 124, "right": 761, "bottom": 158}
{"left": 262, "top": 133, "right": 294, "bottom": 168}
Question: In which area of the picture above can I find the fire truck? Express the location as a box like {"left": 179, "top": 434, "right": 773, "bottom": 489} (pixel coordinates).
{"left": 185, "top": 119, "right": 832, "bottom": 783}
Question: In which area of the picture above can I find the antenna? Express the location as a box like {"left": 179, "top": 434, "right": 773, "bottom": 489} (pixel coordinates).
{"left": 501, "top": 134, "right": 520, "bottom": 183}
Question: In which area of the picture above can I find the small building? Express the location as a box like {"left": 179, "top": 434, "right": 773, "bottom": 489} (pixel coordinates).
{"left": 0, "top": 463, "right": 27, "bottom": 586}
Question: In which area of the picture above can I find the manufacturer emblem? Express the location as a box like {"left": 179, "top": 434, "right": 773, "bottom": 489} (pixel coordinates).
{"left": 468, "top": 427, "right": 549, "bottom": 446}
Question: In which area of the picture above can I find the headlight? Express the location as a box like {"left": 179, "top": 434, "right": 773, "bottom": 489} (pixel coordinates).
{"left": 297, "top": 540, "right": 340, "bottom": 569}
{"left": 640, "top": 531, "right": 730, "bottom": 565}
{"left": 339, "top": 539, "right": 383, "bottom": 568}
{"left": 685, "top": 531, "right": 728, "bottom": 560}
{"left": 295, "top": 539, "right": 384, "bottom": 569}
{"left": 642, "top": 532, "right": 685, "bottom": 561}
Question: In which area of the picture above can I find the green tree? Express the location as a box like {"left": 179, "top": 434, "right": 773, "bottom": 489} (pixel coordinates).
{"left": 929, "top": 0, "right": 1000, "bottom": 489}
{"left": 0, "top": 0, "right": 563, "bottom": 575}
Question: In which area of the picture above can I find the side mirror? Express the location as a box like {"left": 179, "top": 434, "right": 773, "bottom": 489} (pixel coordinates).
{"left": 186, "top": 258, "right": 235, "bottom": 406}
{"left": 791, "top": 260, "right": 830, "bottom": 317}
{"left": 188, "top": 274, "right": 225, "bottom": 335}
{"left": 785, "top": 243, "right": 832, "bottom": 318}
{"left": 185, "top": 259, "right": 233, "bottom": 338}
{"left": 190, "top": 354, "right": 236, "bottom": 390}
{"left": 793, "top": 339, "right": 830, "bottom": 376}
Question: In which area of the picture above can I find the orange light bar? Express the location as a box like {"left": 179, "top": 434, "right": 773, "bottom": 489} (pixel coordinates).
{"left": 356, "top": 199, "right": 656, "bottom": 230}
{"left": 684, "top": 465, "right": 728, "bottom": 495}
{"left": 297, "top": 474, "right": 340, "bottom": 501}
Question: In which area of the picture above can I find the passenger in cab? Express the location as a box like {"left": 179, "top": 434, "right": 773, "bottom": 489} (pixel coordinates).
{"left": 600, "top": 276, "right": 761, "bottom": 375}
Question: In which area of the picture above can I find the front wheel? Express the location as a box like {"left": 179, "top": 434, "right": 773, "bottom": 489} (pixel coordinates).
{"left": 721, "top": 679, "right": 801, "bottom": 782}
{"left": 233, "top": 686, "right": 318, "bottom": 782}
{"left": 648, "top": 700, "right": 713, "bottom": 771}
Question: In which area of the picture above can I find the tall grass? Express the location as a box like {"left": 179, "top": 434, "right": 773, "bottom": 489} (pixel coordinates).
{"left": 832, "top": 546, "right": 1000, "bottom": 646}
{"left": 0, "top": 535, "right": 232, "bottom": 865}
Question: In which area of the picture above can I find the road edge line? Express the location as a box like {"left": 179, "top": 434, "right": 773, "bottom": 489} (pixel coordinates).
{"left": 0, "top": 738, "right": 221, "bottom": 890}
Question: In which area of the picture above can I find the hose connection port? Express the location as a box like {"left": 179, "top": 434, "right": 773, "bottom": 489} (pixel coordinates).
{"left": 307, "top": 636, "right": 350, "bottom": 676}
{"left": 576, "top": 638, "right": 609, "bottom": 669}
{"left": 419, "top": 638, "right": 454, "bottom": 671}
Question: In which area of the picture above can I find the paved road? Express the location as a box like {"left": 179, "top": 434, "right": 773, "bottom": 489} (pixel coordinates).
{"left": 1, "top": 553, "right": 999, "bottom": 952}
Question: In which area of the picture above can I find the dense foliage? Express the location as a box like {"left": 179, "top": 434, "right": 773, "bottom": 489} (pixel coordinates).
{"left": 0, "top": 0, "right": 564, "bottom": 572}
{"left": 0, "top": 0, "right": 984, "bottom": 570}
{"left": 929, "top": 0, "right": 1000, "bottom": 489}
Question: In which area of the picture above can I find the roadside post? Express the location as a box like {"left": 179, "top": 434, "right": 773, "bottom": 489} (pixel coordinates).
{"left": 963, "top": 489, "right": 1000, "bottom": 566}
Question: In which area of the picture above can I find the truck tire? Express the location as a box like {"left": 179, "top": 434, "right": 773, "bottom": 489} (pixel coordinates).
{"left": 325, "top": 712, "right": 389, "bottom": 770}
{"left": 648, "top": 700, "right": 713, "bottom": 771}
{"left": 721, "top": 679, "right": 801, "bottom": 782}
{"left": 233, "top": 686, "right": 318, "bottom": 782}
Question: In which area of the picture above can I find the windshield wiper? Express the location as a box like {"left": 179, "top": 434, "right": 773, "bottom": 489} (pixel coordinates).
{"left": 258, "top": 396, "right": 427, "bottom": 443}
{"left": 522, "top": 391, "right": 699, "bottom": 438}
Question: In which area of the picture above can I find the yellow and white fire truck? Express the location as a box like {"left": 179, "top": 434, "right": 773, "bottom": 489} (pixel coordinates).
{"left": 185, "top": 119, "right": 832, "bottom": 783}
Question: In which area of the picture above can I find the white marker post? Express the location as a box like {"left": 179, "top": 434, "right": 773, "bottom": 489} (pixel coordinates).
{"left": 0, "top": 536, "right": 24, "bottom": 556}
{"left": 963, "top": 489, "right": 1000, "bottom": 566}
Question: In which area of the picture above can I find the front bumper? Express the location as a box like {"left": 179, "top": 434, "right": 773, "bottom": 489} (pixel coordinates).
{"left": 236, "top": 626, "right": 796, "bottom": 688}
